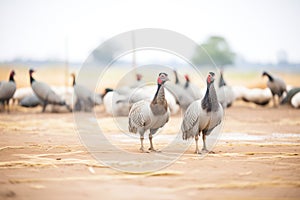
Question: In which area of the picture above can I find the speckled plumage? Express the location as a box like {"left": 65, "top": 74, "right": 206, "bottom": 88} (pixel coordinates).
{"left": 181, "top": 72, "right": 224, "bottom": 154}
{"left": 128, "top": 73, "right": 170, "bottom": 152}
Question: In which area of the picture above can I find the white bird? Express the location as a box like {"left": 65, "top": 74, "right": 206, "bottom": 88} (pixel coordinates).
{"left": 232, "top": 85, "right": 248, "bottom": 100}
{"left": 71, "top": 74, "right": 102, "bottom": 112}
{"left": 242, "top": 88, "right": 272, "bottom": 106}
{"left": 128, "top": 72, "right": 170, "bottom": 152}
{"left": 29, "top": 69, "right": 72, "bottom": 112}
{"left": 181, "top": 72, "right": 224, "bottom": 154}
{"left": 291, "top": 92, "right": 300, "bottom": 108}
{"left": 19, "top": 94, "right": 43, "bottom": 107}
{"left": 12, "top": 87, "right": 34, "bottom": 105}
{"left": 0, "top": 70, "right": 16, "bottom": 112}
{"left": 103, "top": 89, "right": 130, "bottom": 116}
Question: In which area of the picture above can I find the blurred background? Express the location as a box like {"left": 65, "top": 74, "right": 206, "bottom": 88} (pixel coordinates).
{"left": 0, "top": 0, "right": 299, "bottom": 88}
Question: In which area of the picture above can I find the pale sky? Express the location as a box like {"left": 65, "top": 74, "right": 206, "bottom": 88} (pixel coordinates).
{"left": 0, "top": 0, "right": 299, "bottom": 64}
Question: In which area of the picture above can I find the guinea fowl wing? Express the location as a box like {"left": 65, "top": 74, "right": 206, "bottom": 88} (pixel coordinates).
{"left": 181, "top": 100, "right": 201, "bottom": 139}
{"left": 128, "top": 100, "right": 150, "bottom": 133}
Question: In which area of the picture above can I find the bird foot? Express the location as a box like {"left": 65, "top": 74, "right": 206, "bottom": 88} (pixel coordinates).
{"left": 148, "top": 147, "right": 161, "bottom": 153}
{"left": 201, "top": 149, "right": 215, "bottom": 154}
{"left": 140, "top": 147, "right": 150, "bottom": 153}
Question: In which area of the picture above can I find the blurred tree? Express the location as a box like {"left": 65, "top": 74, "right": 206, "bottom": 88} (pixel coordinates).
{"left": 193, "top": 36, "right": 235, "bottom": 67}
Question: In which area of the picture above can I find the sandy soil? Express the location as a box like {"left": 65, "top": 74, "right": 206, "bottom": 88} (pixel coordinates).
{"left": 0, "top": 104, "right": 299, "bottom": 200}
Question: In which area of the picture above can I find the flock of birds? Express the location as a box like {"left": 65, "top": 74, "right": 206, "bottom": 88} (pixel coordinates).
{"left": 0, "top": 68, "right": 299, "bottom": 153}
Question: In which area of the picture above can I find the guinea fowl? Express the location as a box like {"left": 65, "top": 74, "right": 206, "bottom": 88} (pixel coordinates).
{"left": 262, "top": 71, "right": 287, "bottom": 107}
{"left": 130, "top": 74, "right": 145, "bottom": 88}
{"left": 29, "top": 69, "right": 72, "bottom": 112}
{"left": 166, "top": 70, "right": 194, "bottom": 112}
{"left": 0, "top": 70, "right": 16, "bottom": 112}
{"left": 181, "top": 72, "right": 223, "bottom": 154}
{"left": 184, "top": 74, "right": 203, "bottom": 100}
{"left": 71, "top": 73, "right": 102, "bottom": 112}
{"left": 217, "top": 70, "right": 235, "bottom": 108}
{"left": 128, "top": 73, "right": 170, "bottom": 152}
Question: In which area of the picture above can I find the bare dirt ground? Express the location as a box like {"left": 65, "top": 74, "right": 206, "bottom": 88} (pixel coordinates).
{"left": 0, "top": 104, "right": 299, "bottom": 200}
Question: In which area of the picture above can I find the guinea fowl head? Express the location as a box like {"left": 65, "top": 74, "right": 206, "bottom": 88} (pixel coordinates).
{"left": 207, "top": 72, "right": 215, "bottom": 84}
{"left": 10, "top": 70, "right": 15, "bottom": 77}
{"left": 29, "top": 69, "right": 35, "bottom": 75}
{"left": 262, "top": 71, "right": 273, "bottom": 81}
{"left": 184, "top": 74, "right": 190, "bottom": 82}
{"left": 70, "top": 73, "right": 76, "bottom": 86}
{"left": 262, "top": 71, "right": 268, "bottom": 77}
{"left": 9, "top": 70, "right": 15, "bottom": 81}
{"left": 136, "top": 74, "right": 142, "bottom": 81}
{"left": 29, "top": 69, "right": 36, "bottom": 84}
{"left": 157, "top": 73, "right": 169, "bottom": 85}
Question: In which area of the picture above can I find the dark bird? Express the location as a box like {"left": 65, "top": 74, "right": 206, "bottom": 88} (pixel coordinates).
{"left": 181, "top": 72, "right": 224, "bottom": 154}
{"left": 262, "top": 71, "right": 287, "bottom": 107}
{"left": 128, "top": 72, "right": 170, "bottom": 152}
{"left": 29, "top": 69, "right": 72, "bottom": 112}
{"left": 0, "top": 70, "right": 16, "bottom": 112}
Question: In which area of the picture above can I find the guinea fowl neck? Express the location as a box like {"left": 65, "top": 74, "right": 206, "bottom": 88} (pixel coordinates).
{"left": 72, "top": 75, "right": 76, "bottom": 86}
{"left": 219, "top": 73, "right": 227, "bottom": 87}
{"left": 9, "top": 74, "right": 15, "bottom": 82}
{"left": 29, "top": 73, "right": 35, "bottom": 85}
{"left": 184, "top": 79, "right": 189, "bottom": 88}
{"left": 151, "top": 83, "right": 168, "bottom": 115}
{"left": 265, "top": 73, "right": 274, "bottom": 82}
{"left": 152, "top": 84, "right": 165, "bottom": 104}
{"left": 201, "top": 81, "right": 219, "bottom": 112}
{"left": 174, "top": 71, "right": 179, "bottom": 84}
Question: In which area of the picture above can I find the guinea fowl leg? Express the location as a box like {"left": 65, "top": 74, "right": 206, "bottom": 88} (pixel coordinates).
{"left": 139, "top": 130, "right": 149, "bottom": 153}
{"left": 273, "top": 95, "right": 277, "bottom": 108}
{"left": 5, "top": 100, "right": 9, "bottom": 113}
{"left": 202, "top": 134, "right": 208, "bottom": 152}
{"left": 149, "top": 129, "right": 160, "bottom": 152}
{"left": 194, "top": 134, "right": 200, "bottom": 154}
{"left": 140, "top": 136, "right": 145, "bottom": 152}
{"left": 42, "top": 101, "right": 47, "bottom": 112}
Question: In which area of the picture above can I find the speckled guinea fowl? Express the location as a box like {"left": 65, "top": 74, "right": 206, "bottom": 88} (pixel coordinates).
{"left": 29, "top": 69, "right": 72, "bottom": 112}
{"left": 165, "top": 70, "right": 194, "bottom": 112}
{"left": 181, "top": 72, "right": 224, "bottom": 154}
{"left": 128, "top": 72, "right": 170, "bottom": 153}
{"left": 0, "top": 70, "right": 16, "bottom": 112}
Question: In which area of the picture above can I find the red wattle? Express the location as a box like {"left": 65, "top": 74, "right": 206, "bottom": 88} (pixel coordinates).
{"left": 157, "top": 77, "right": 162, "bottom": 84}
